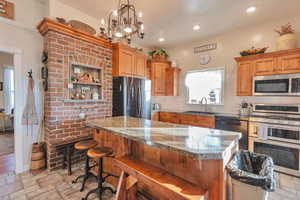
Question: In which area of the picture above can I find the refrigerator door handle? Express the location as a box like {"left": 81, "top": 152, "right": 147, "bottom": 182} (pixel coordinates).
{"left": 131, "top": 88, "right": 134, "bottom": 97}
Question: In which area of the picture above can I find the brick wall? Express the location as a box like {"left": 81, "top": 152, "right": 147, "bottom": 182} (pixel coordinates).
{"left": 43, "top": 30, "right": 112, "bottom": 170}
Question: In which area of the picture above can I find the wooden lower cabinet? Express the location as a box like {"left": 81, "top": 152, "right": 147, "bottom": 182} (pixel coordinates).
{"left": 159, "top": 112, "right": 215, "bottom": 128}
{"left": 180, "top": 114, "right": 215, "bottom": 128}
{"left": 159, "top": 112, "right": 180, "bottom": 124}
{"left": 151, "top": 112, "right": 160, "bottom": 121}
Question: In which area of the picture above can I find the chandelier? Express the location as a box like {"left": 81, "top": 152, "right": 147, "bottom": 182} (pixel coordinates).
{"left": 99, "top": 0, "right": 144, "bottom": 44}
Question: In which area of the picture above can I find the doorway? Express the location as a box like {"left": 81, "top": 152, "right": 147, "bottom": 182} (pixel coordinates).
{"left": 0, "top": 51, "right": 15, "bottom": 173}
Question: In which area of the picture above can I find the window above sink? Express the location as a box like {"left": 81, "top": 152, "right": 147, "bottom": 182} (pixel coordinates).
{"left": 185, "top": 68, "right": 224, "bottom": 105}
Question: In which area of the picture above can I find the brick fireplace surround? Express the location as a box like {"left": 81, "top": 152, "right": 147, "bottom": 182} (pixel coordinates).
{"left": 38, "top": 18, "right": 113, "bottom": 170}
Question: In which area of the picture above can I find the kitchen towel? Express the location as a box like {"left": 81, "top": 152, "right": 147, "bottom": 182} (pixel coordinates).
{"left": 258, "top": 124, "right": 268, "bottom": 140}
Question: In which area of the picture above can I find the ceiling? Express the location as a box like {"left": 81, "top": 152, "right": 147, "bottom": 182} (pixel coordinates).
{"left": 58, "top": 0, "right": 300, "bottom": 48}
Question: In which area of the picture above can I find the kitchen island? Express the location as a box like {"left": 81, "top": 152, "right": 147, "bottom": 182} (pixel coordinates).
{"left": 86, "top": 116, "right": 241, "bottom": 200}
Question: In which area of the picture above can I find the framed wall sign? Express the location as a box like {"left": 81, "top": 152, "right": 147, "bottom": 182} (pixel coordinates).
{"left": 0, "top": 0, "right": 14, "bottom": 20}
{"left": 194, "top": 43, "right": 217, "bottom": 54}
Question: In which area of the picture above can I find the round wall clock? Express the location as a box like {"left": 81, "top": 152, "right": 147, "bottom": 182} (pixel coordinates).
{"left": 199, "top": 55, "right": 211, "bottom": 65}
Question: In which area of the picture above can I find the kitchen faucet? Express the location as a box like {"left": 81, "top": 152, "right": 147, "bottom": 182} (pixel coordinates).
{"left": 200, "top": 97, "right": 208, "bottom": 112}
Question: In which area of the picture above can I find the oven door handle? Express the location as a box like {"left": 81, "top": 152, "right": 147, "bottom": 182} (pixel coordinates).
{"left": 268, "top": 124, "right": 300, "bottom": 132}
{"left": 250, "top": 137, "right": 300, "bottom": 148}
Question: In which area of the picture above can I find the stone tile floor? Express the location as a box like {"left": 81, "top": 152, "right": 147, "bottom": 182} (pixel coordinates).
{"left": 0, "top": 164, "right": 114, "bottom": 200}
{"left": 0, "top": 164, "right": 300, "bottom": 200}
{"left": 269, "top": 172, "right": 300, "bottom": 200}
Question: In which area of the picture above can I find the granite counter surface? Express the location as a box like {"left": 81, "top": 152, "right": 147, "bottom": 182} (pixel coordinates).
{"left": 86, "top": 116, "right": 241, "bottom": 160}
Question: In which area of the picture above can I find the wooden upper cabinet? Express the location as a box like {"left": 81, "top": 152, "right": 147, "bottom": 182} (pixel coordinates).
{"left": 237, "top": 61, "right": 253, "bottom": 96}
{"left": 118, "top": 49, "right": 134, "bottom": 76}
{"left": 134, "top": 53, "right": 147, "bottom": 78}
{"left": 254, "top": 58, "right": 277, "bottom": 76}
{"left": 235, "top": 48, "right": 300, "bottom": 96}
{"left": 165, "top": 67, "right": 181, "bottom": 96}
{"left": 279, "top": 53, "right": 300, "bottom": 74}
{"left": 113, "top": 43, "right": 147, "bottom": 78}
{"left": 150, "top": 62, "right": 168, "bottom": 96}
{"left": 149, "top": 60, "right": 181, "bottom": 96}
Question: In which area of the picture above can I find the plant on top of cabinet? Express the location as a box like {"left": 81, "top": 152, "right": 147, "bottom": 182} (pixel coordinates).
{"left": 149, "top": 49, "right": 168, "bottom": 60}
{"left": 240, "top": 47, "right": 268, "bottom": 57}
{"left": 275, "top": 23, "right": 298, "bottom": 50}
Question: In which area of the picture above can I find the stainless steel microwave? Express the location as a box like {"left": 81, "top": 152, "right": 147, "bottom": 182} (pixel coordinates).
{"left": 253, "top": 74, "right": 300, "bottom": 96}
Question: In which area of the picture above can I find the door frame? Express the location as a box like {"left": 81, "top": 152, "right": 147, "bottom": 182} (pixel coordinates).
{"left": 0, "top": 45, "right": 25, "bottom": 173}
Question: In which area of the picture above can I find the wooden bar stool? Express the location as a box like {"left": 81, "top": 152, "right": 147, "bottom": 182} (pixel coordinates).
{"left": 82, "top": 146, "right": 116, "bottom": 200}
{"left": 72, "top": 140, "right": 98, "bottom": 192}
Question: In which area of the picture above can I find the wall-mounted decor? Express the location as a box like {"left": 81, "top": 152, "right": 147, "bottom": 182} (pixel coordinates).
{"left": 0, "top": 0, "right": 14, "bottom": 20}
{"left": 199, "top": 55, "right": 211, "bottom": 65}
{"left": 41, "top": 52, "right": 48, "bottom": 91}
{"left": 194, "top": 43, "right": 217, "bottom": 54}
{"left": 69, "top": 64, "right": 102, "bottom": 101}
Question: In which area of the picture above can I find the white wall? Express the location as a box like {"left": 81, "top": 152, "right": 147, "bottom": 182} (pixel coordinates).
{"left": 48, "top": 0, "right": 100, "bottom": 32}
{"left": 0, "top": 52, "right": 14, "bottom": 108}
{"left": 152, "top": 14, "right": 300, "bottom": 114}
{"left": 0, "top": 0, "right": 46, "bottom": 173}
{"left": 47, "top": 0, "right": 149, "bottom": 51}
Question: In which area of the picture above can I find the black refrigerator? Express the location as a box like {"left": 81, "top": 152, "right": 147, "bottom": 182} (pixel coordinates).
{"left": 113, "top": 77, "right": 151, "bottom": 119}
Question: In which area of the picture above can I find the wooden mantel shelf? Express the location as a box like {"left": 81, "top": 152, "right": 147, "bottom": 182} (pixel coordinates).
{"left": 37, "top": 18, "right": 112, "bottom": 48}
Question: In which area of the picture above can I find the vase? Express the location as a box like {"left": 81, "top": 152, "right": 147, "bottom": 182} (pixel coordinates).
{"left": 276, "top": 33, "right": 298, "bottom": 50}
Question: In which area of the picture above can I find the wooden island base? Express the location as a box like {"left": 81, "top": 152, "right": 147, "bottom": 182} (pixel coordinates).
{"left": 93, "top": 129, "right": 237, "bottom": 200}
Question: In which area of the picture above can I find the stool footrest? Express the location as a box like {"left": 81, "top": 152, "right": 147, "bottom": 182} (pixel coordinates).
{"left": 115, "top": 156, "right": 208, "bottom": 200}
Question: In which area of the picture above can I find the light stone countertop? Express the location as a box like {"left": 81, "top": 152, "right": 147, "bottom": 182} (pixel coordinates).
{"left": 86, "top": 116, "right": 242, "bottom": 160}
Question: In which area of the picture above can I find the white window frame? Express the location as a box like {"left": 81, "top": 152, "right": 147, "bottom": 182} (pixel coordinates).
{"left": 3, "top": 67, "right": 14, "bottom": 114}
{"left": 185, "top": 67, "right": 225, "bottom": 105}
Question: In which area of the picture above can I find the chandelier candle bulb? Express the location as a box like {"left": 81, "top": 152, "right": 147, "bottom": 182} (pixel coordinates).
{"left": 113, "top": 10, "right": 118, "bottom": 16}
{"left": 141, "top": 24, "right": 144, "bottom": 33}
{"left": 139, "top": 11, "right": 142, "bottom": 18}
{"left": 101, "top": 18, "right": 105, "bottom": 26}
{"left": 124, "top": 26, "right": 132, "bottom": 33}
{"left": 246, "top": 6, "right": 256, "bottom": 13}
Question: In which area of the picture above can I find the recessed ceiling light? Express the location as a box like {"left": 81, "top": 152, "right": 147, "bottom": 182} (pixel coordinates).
{"left": 193, "top": 25, "right": 200, "bottom": 30}
{"left": 246, "top": 6, "right": 256, "bottom": 13}
{"left": 159, "top": 38, "right": 165, "bottom": 42}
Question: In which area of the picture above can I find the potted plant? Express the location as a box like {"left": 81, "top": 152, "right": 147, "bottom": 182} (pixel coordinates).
{"left": 275, "top": 23, "right": 298, "bottom": 50}
{"left": 149, "top": 49, "right": 168, "bottom": 60}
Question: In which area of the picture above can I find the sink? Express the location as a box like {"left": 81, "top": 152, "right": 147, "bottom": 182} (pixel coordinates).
{"left": 182, "top": 111, "right": 216, "bottom": 115}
